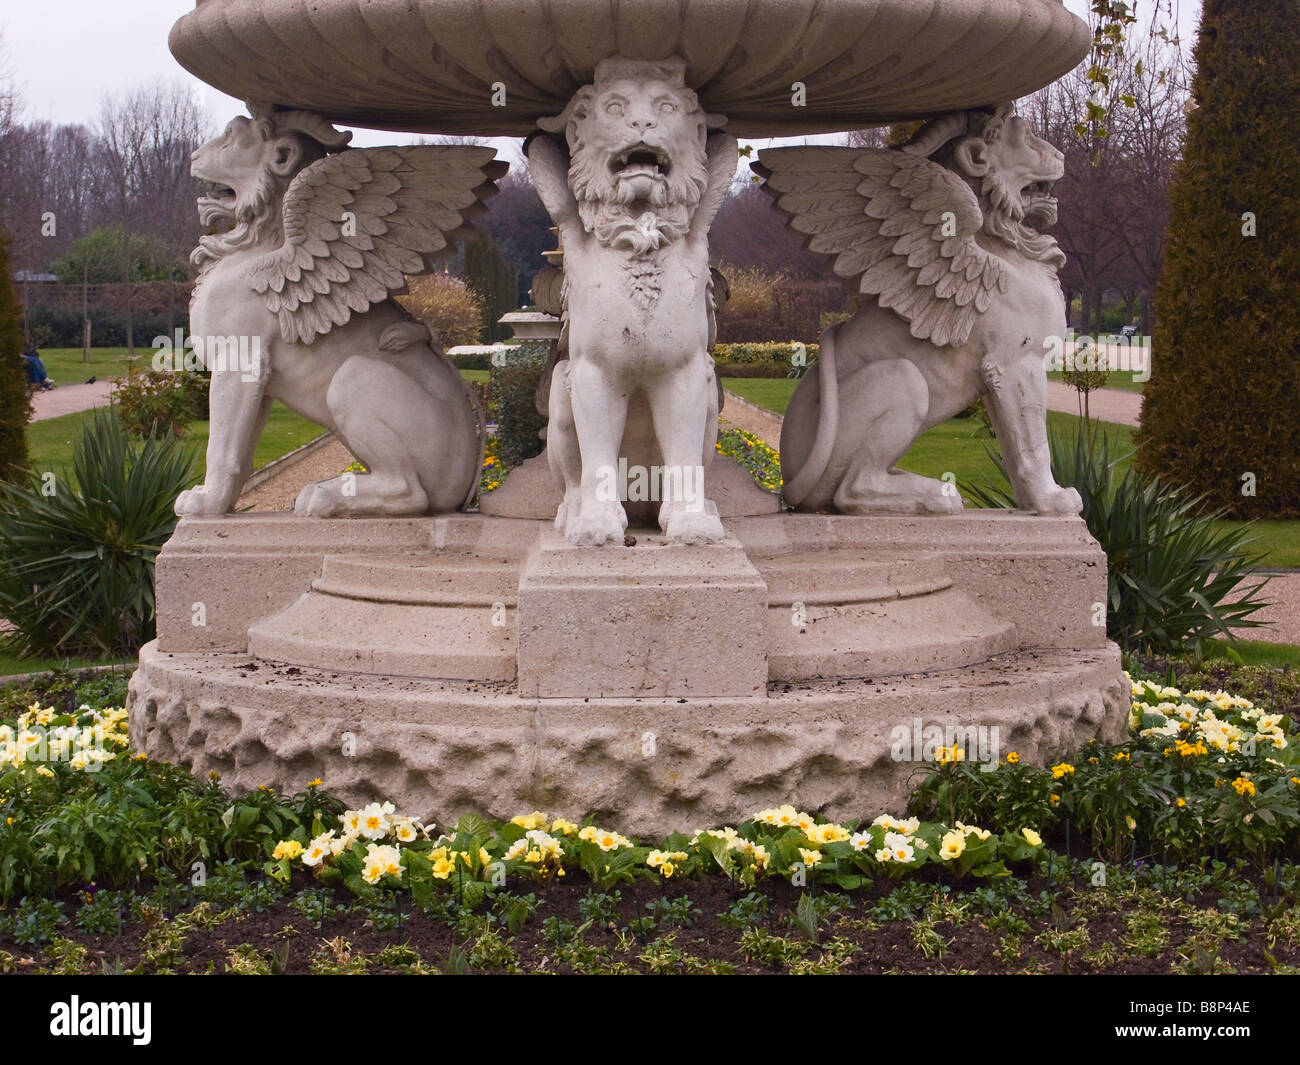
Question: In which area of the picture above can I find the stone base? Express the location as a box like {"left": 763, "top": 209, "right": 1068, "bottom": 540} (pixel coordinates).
{"left": 516, "top": 528, "right": 768, "bottom": 698}
{"left": 130, "top": 509, "right": 1125, "bottom": 833}
{"left": 129, "top": 641, "right": 1126, "bottom": 836}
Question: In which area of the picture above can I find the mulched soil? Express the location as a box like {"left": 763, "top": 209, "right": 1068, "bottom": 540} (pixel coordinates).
{"left": 4, "top": 871, "right": 1294, "bottom": 975}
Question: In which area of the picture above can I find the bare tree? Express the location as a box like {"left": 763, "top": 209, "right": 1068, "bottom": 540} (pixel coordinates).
{"left": 97, "top": 80, "right": 212, "bottom": 351}
{"left": 1025, "top": 27, "right": 1189, "bottom": 334}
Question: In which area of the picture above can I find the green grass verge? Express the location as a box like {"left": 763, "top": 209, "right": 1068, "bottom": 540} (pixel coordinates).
{"left": 722, "top": 377, "right": 798, "bottom": 416}
{"left": 24, "top": 358, "right": 491, "bottom": 483}
{"left": 722, "top": 376, "right": 1297, "bottom": 570}
{"left": 1047, "top": 369, "right": 1147, "bottom": 395}
{"left": 36, "top": 346, "right": 150, "bottom": 384}
{"left": 721, "top": 378, "right": 1137, "bottom": 501}
{"left": 1202, "top": 639, "right": 1300, "bottom": 670}
{"left": 1212, "top": 520, "right": 1300, "bottom": 570}
{"left": 0, "top": 653, "right": 134, "bottom": 679}
{"left": 26, "top": 402, "right": 324, "bottom": 488}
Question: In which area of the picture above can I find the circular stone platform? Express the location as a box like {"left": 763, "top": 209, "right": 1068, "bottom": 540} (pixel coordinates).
{"left": 128, "top": 511, "right": 1127, "bottom": 834}
{"left": 169, "top": 0, "right": 1089, "bottom": 136}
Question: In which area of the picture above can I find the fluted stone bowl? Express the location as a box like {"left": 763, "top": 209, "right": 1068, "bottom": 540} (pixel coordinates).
{"left": 171, "top": 0, "right": 1088, "bottom": 136}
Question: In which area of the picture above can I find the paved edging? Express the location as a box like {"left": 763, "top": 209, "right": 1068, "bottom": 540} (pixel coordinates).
{"left": 0, "top": 662, "right": 137, "bottom": 686}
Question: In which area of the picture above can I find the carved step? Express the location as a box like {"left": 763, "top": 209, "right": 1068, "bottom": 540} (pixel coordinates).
{"left": 752, "top": 551, "right": 1016, "bottom": 680}
{"left": 767, "top": 586, "right": 1018, "bottom": 681}
{"left": 247, "top": 551, "right": 520, "bottom": 681}
{"left": 312, "top": 553, "right": 520, "bottom": 606}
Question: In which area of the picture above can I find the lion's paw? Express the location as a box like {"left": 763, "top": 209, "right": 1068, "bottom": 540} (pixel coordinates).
{"left": 564, "top": 502, "right": 627, "bottom": 546}
{"left": 663, "top": 505, "right": 725, "bottom": 545}
{"left": 174, "top": 484, "right": 232, "bottom": 518}
{"left": 1028, "top": 485, "right": 1083, "bottom": 516}
{"left": 554, "top": 493, "right": 581, "bottom": 535}
{"left": 931, "top": 487, "right": 966, "bottom": 515}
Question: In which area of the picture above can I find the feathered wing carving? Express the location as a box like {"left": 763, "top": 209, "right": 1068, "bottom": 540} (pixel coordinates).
{"left": 249, "top": 146, "right": 507, "bottom": 344}
{"left": 755, "top": 147, "right": 1007, "bottom": 348}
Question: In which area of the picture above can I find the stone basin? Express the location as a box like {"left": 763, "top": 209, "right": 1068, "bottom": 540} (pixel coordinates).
{"left": 170, "top": 0, "right": 1088, "bottom": 136}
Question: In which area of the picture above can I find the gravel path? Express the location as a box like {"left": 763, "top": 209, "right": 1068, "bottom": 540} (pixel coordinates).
{"left": 236, "top": 437, "right": 354, "bottom": 511}
{"left": 1046, "top": 381, "right": 1142, "bottom": 427}
{"left": 29, "top": 380, "right": 115, "bottom": 421}
{"left": 719, "top": 393, "right": 783, "bottom": 448}
{"left": 1240, "top": 573, "right": 1300, "bottom": 647}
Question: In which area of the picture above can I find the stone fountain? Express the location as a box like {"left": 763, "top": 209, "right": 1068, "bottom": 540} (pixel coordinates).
{"left": 128, "top": 0, "right": 1127, "bottom": 835}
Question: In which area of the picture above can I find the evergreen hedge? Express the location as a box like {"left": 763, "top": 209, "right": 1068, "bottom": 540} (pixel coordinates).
{"left": 0, "top": 235, "right": 31, "bottom": 482}
{"left": 1135, "top": 0, "right": 1300, "bottom": 517}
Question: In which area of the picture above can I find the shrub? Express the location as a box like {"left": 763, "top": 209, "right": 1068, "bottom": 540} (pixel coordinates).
{"left": 964, "top": 424, "right": 1271, "bottom": 656}
{"left": 490, "top": 342, "right": 548, "bottom": 470}
{"left": 713, "top": 363, "right": 799, "bottom": 379}
{"left": 1136, "top": 0, "right": 1300, "bottom": 517}
{"left": 719, "top": 266, "right": 782, "bottom": 321}
{"left": 447, "top": 349, "right": 492, "bottom": 371}
{"left": 464, "top": 235, "right": 518, "bottom": 343}
{"left": 0, "top": 234, "right": 29, "bottom": 482}
{"left": 396, "top": 273, "right": 484, "bottom": 348}
{"left": 712, "top": 341, "right": 820, "bottom": 366}
{"left": 714, "top": 266, "right": 846, "bottom": 344}
{"left": 112, "top": 369, "right": 210, "bottom": 437}
{"left": 24, "top": 306, "right": 181, "bottom": 350}
{"left": 0, "top": 408, "right": 195, "bottom": 658}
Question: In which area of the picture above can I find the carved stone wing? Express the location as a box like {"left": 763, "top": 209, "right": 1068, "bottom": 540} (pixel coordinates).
{"left": 754, "top": 147, "right": 1006, "bottom": 348}
{"left": 250, "top": 146, "right": 507, "bottom": 344}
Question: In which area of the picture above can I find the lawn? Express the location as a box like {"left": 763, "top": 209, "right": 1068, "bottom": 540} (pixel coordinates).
{"left": 1202, "top": 639, "right": 1300, "bottom": 670}
{"left": 1213, "top": 520, "right": 1300, "bottom": 570}
{"left": 24, "top": 353, "right": 490, "bottom": 486}
{"left": 723, "top": 376, "right": 1296, "bottom": 570}
{"left": 1046, "top": 369, "right": 1146, "bottom": 395}
{"left": 26, "top": 402, "right": 325, "bottom": 487}
{"left": 0, "top": 653, "right": 133, "bottom": 680}
{"left": 35, "top": 346, "right": 149, "bottom": 385}
{"left": 722, "top": 377, "right": 1136, "bottom": 502}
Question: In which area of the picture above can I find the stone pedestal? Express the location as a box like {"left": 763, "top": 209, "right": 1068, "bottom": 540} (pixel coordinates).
{"left": 516, "top": 528, "right": 768, "bottom": 698}
{"left": 130, "top": 510, "right": 1127, "bottom": 834}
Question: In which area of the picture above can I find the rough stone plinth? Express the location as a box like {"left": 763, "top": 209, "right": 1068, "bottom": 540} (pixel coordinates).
{"left": 129, "top": 641, "right": 1127, "bottom": 837}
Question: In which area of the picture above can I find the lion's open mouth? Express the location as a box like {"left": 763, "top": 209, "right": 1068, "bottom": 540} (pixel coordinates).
{"left": 197, "top": 181, "right": 238, "bottom": 225}
{"left": 610, "top": 144, "right": 671, "bottom": 180}
{"left": 1021, "top": 180, "right": 1056, "bottom": 208}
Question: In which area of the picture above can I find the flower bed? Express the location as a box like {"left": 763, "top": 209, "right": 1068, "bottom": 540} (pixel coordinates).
{"left": 1, "top": 667, "right": 1298, "bottom": 974}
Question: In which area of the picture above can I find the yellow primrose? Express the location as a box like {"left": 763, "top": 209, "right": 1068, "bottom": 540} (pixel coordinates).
{"left": 939, "top": 831, "right": 965, "bottom": 860}
{"left": 511, "top": 811, "right": 549, "bottom": 831}
{"left": 272, "top": 840, "right": 304, "bottom": 860}
{"left": 1021, "top": 827, "right": 1042, "bottom": 847}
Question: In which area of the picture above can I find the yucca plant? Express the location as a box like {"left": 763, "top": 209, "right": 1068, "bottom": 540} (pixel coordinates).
{"left": 963, "top": 423, "right": 1270, "bottom": 656}
{"left": 0, "top": 408, "right": 194, "bottom": 659}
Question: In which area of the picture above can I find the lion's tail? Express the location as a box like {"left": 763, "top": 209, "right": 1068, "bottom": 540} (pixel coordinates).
{"left": 781, "top": 321, "right": 841, "bottom": 509}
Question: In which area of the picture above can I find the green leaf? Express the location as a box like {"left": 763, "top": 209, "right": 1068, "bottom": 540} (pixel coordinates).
{"left": 793, "top": 893, "right": 819, "bottom": 942}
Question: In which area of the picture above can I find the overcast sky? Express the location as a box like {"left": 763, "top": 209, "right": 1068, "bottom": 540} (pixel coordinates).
{"left": 2, "top": 0, "right": 1201, "bottom": 158}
